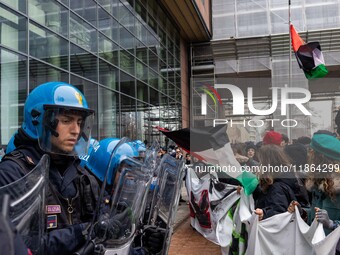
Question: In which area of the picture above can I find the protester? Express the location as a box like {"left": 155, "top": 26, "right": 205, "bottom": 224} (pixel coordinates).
{"left": 262, "top": 130, "right": 283, "bottom": 146}
{"left": 281, "top": 133, "right": 289, "bottom": 146}
{"left": 289, "top": 133, "right": 340, "bottom": 236}
{"left": 253, "top": 144, "right": 306, "bottom": 221}
{"left": 185, "top": 154, "right": 192, "bottom": 165}
{"left": 0, "top": 82, "right": 99, "bottom": 255}
{"left": 158, "top": 147, "right": 167, "bottom": 158}
{"left": 174, "top": 147, "right": 183, "bottom": 160}
{"left": 232, "top": 141, "right": 258, "bottom": 167}
{"left": 284, "top": 143, "right": 310, "bottom": 208}
{"left": 296, "top": 136, "right": 312, "bottom": 148}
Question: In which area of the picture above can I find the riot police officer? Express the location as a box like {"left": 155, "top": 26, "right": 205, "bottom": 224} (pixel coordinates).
{"left": 0, "top": 82, "right": 99, "bottom": 255}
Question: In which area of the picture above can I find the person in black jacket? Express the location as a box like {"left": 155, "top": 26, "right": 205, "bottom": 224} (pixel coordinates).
{"left": 0, "top": 82, "right": 99, "bottom": 255}
{"left": 253, "top": 144, "right": 307, "bottom": 220}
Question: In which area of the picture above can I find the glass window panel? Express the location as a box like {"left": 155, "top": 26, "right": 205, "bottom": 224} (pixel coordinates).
{"left": 98, "top": 7, "right": 119, "bottom": 42}
{"left": 1, "top": 0, "right": 26, "bottom": 13}
{"left": 175, "top": 72, "right": 181, "bottom": 88}
{"left": 70, "top": 43, "right": 98, "bottom": 82}
{"left": 147, "top": 29, "right": 159, "bottom": 48}
{"left": 149, "top": 49, "right": 159, "bottom": 71}
{"left": 159, "top": 45, "right": 166, "bottom": 64}
{"left": 99, "top": 59, "right": 118, "bottom": 90}
{"left": 168, "top": 83, "right": 175, "bottom": 99}
{"left": 159, "top": 28, "right": 166, "bottom": 47}
{"left": 70, "top": 75, "right": 98, "bottom": 139}
{"left": 168, "top": 69, "right": 175, "bottom": 84}
{"left": 120, "top": 49, "right": 135, "bottom": 75}
{"left": 28, "top": 0, "right": 68, "bottom": 37}
{"left": 136, "top": 101, "right": 149, "bottom": 141}
{"left": 120, "top": 95, "right": 137, "bottom": 139}
{"left": 157, "top": 6, "right": 166, "bottom": 28}
{"left": 148, "top": 68, "right": 158, "bottom": 89}
{"left": 149, "top": 105, "right": 160, "bottom": 141}
{"left": 119, "top": 1, "right": 135, "bottom": 35}
{"left": 136, "top": 47, "right": 148, "bottom": 65}
{"left": 120, "top": 26, "right": 135, "bottom": 53}
{"left": 159, "top": 95, "right": 168, "bottom": 129}
{"left": 0, "top": 49, "right": 27, "bottom": 144}
{"left": 60, "top": 0, "right": 69, "bottom": 6}
{"left": 97, "top": 0, "right": 118, "bottom": 17}
{"left": 29, "top": 59, "right": 68, "bottom": 88}
{"left": 70, "top": 12, "right": 97, "bottom": 52}
{"left": 149, "top": 87, "right": 159, "bottom": 105}
{"left": 29, "top": 22, "right": 68, "bottom": 70}
{"left": 159, "top": 75, "right": 167, "bottom": 94}
{"left": 98, "top": 34, "right": 119, "bottom": 66}
{"left": 175, "top": 87, "right": 181, "bottom": 103}
{"left": 137, "top": 80, "right": 148, "bottom": 102}
{"left": 135, "top": 2, "right": 148, "bottom": 43}
{"left": 70, "top": 0, "right": 97, "bottom": 27}
{"left": 159, "top": 62, "right": 167, "bottom": 79}
{"left": 167, "top": 37, "right": 175, "bottom": 65}
{"left": 148, "top": 0, "right": 157, "bottom": 19}
{"left": 136, "top": 59, "right": 147, "bottom": 82}
{"left": 120, "top": 71, "right": 135, "bottom": 97}
{"left": 98, "top": 86, "right": 119, "bottom": 139}
{"left": 174, "top": 58, "right": 180, "bottom": 69}
{"left": 0, "top": 6, "right": 27, "bottom": 53}
{"left": 147, "top": 15, "right": 157, "bottom": 37}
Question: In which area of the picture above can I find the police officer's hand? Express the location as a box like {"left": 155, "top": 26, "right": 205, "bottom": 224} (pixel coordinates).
{"left": 94, "top": 208, "right": 132, "bottom": 240}
{"left": 143, "top": 227, "right": 165, "bottom": 254}
{"left": 315, "top": 207, "right": 334, "bottom": 229}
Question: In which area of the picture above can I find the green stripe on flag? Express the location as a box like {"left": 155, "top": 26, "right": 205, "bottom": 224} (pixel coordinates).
{"left": 236, "top": 170, "right": 259, "bottom": 195}
{"left": 304, "top": 64, "right": 328, "bottom": 79}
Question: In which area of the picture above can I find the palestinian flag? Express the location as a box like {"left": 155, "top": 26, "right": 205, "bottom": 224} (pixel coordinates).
{"left": 290, "top": 24, "right": 328, "bottom": 79}
{"left": 157, "top": 125, "right": 258, "bottom": 195}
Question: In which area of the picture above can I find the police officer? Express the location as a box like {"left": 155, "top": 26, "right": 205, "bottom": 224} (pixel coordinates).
{"left": 0, "top": 82, "right": 99, "bottom": 255}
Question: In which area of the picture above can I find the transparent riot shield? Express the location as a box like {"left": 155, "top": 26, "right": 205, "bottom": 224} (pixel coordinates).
{"left": 145, "top": 154, "right": 185, "bottom": 255}
{"left": 0, "top": 154, "right": 49, "bottom": 255}
{"left": 141, "top": 141, "right": 160, "bottom": 175}
{"left": 99, "top": 156, "right": 150, "bottom": 255}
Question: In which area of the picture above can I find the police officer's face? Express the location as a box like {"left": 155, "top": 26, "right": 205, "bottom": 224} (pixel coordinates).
{"left": 51, "top": 113, "right": 83, "bottom": 153}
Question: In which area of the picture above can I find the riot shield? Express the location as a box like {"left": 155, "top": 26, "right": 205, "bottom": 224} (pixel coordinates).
{"left": 85, "top": 156, "right": 151, "bottom": 255}
{"left": 0, "top": 154, "right": 49, "bottom": 255}
{"left": 141, "top": 141, "right": 160, "bottom": 175}
{"left": 105, "top": 157, "right": 150, "bottom": 245}
{"left": 145, "top": 154, "right": 185, "bottom": 255}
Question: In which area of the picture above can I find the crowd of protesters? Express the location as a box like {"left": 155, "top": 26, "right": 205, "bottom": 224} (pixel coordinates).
{"left": 230, "top": 127, "right": 340, "bottom": 254}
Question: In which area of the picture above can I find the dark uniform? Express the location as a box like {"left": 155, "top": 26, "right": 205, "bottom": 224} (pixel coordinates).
{"left": 0, "top": 130, "right": 100, "bottom": 255}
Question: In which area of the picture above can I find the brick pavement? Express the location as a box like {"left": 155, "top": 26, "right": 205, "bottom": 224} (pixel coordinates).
{"left": 169, "top": 217, "right": 221, "bottom": 255}
{"left": 168, "top": 185, "right": 222, "bottom": 255}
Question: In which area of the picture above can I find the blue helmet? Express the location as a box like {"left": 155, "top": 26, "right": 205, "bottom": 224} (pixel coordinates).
{"left": 22, "top": 82, "right": 95, "bottom": 156}
{"left": 79, "top": 138, "right": 99, "bottom": 167}
{"left": 85, "top": 138, "right": 138, "bottom": 185}
{"left": 132, "top": 140, "right": 146, "bottom": 158}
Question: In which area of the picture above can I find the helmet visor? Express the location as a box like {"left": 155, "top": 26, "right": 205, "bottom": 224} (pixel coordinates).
{"left": 38, "top": 106, "right": 95, "bottom": 156}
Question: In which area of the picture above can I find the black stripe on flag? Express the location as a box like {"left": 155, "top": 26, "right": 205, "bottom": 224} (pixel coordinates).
{"left": 158, "top": 125, "right": 229, "bottom": 153}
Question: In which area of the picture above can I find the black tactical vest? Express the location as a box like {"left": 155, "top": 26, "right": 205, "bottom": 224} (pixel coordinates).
{"left": 3, "top": 150, "right": 100, "bottom": 231}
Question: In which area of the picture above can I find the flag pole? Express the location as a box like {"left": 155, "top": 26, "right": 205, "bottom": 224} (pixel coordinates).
{"left": 287, "top": 0, "right": 292, "bottom": 141}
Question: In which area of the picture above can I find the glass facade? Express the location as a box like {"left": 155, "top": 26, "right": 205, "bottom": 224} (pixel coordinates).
{"left": 0, "top": 0, "right": 182, "bottom": 145}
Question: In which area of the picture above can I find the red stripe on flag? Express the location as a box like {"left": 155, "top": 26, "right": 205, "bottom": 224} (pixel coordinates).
{"left": 290, "top": 24, "right": 305, "bottom": 52}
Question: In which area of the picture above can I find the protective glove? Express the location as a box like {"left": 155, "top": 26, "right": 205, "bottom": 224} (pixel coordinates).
{"left": 142, "top": 227, "right": 165, "bottom": 254}
{"left": 315, "top": 208, "right": 334, "bottom": 229}
{"left": 94, "top": 207, "right": 132, "bottom": 240}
